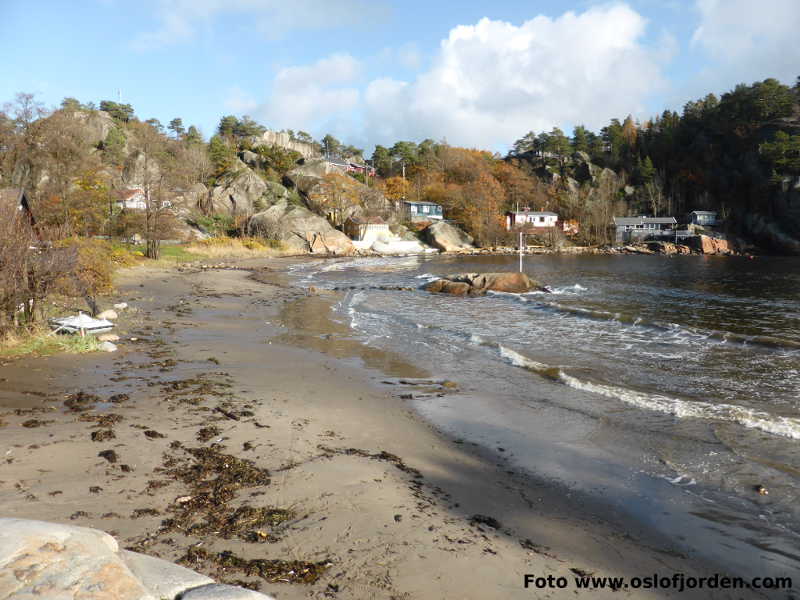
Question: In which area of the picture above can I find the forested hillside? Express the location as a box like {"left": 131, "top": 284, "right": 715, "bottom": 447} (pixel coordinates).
{"left": 1, "top": 76, "right": 799, "bottom": 254}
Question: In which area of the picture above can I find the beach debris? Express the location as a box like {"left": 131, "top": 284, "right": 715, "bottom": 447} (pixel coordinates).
{"left": 113, "top": 302, "right": 128, "bottom": 310}
{"left": 69, "top": 511, "right": 90, "bottom": 520}
{"left": 65, "top": 391, "right": 100, "bottom": 412}
{"left": 144, "top": 429, "right": 165, "bottom": 439}
{"left": 89, "top": 486, "right": 103, "bottom": 493}
{"left": 50, "top": 312, "right": 114, "bottom": 335}
{"left": 109, "top": 393, "right": 130, "bottom": 403}
{"left": 22, "top": 419, "right": 52, "bottom": 428}
{"left": 79, "top": 413, "right": 123, "bottom": 427}
{"left": 99, "top": 341, "right": 118, "bottom": 353}
{"left": 96, "top": 309, "right": 118, "bottom": 321}
{"left": 91, "top": 429, "right": 116, "bottom": 442}
{"left": 393, "top": 514, "right": 403, "bottom": 523}
{"left": 470, "top": 514, "right": 502, "bottom": 530}
{"left": 131, "top": 508, "right": 161, "bottom": 519}
{"left": 98, "top": 333, "right": 120, "bottom": 342}
{"left": 98, "top": 449, "right": 118, "bottom": 463}
{"left": 179, "top": 548, "right": 328, "bottom": 585}
{"left": 755, "top": 484, "right": 769, "bottom": 495}
{"left": 197, "top": 426, "right": 221, "bottom": 442}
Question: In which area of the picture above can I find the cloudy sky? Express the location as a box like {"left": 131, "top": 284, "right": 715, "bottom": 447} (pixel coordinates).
{"left": 1, "top": 0, "right": 798, "bottom": 152}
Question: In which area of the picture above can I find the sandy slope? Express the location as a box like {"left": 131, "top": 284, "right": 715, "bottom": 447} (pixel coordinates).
{"left": 0, "top": 260, "right": 752, "bottom": 599}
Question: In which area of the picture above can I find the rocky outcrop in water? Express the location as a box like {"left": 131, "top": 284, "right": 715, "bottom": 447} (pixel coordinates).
{"left": 421, "top": 221, "right": 474, "bottom": 252}
{"left": 0, "top": 518, "right": 276, "bottom": 600}
{"left": 424, "top": 272, "right": 545, "bottom": 296}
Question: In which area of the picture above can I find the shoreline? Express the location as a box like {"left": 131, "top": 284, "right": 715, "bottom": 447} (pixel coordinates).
{"left": 0, "top": 258, "right": 775, "bottom": 598}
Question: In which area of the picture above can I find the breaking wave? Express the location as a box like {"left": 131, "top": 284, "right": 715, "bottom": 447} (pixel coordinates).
{"left": 494, "top": 344, "right": 800, "bottom": 440}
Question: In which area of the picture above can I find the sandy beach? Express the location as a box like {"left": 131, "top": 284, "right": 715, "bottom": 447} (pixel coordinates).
{"left": 0, "top": 258, "right": 768, "bottom": 599}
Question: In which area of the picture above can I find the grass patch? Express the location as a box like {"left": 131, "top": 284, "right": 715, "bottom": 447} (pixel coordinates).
{"left": 0, "top": 328, "right": 103, "bottom": 359}
{"left": 157, "top": 244, "right": 199, "bottom": 263}
{"left": 185, "top": 236, "right": 287, "bottom": 258}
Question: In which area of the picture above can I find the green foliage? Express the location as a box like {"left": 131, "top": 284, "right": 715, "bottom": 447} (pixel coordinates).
{"left": 185, "top": 125, "right": 203, "bottom": 144}
{"left": 208, "top": 135, "right": 236, "bottom": 177}
{"left": 761, "top": 131, "right": 800, "bottom": 176}
{"left": 255, "top": 144, "right": 301, "bottom": 175}
{"left": 99, "top": 100, "right": 135, "bottom": 122}
{"left": 190, "top": 214, "right": 236, "bottom": 237}
{"left": 217, "top": 115, "right": 266, "bottom": 139}
{"left": 60, "top": 97, "right": 87, "bottom": 112}
{"left": 101, "top": 126, "right": 127, "bottom": 166}
{"left": 168, "top": 117, "right": 185, "bottom": 139}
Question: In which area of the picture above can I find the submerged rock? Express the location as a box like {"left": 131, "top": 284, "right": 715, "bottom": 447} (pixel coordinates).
{"left": 424, "top": 272, "right": 546, "bottom": 296}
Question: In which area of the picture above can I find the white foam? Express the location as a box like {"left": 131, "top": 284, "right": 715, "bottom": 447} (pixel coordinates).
{"left": 559, "top": 373, "right": 800, "bottom": 440}
{"left": 498, "top": 345, "right": 549, "bottom": 371}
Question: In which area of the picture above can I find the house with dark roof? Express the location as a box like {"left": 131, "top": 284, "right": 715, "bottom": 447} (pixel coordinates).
{"left": 613, "top": 216, "right": 677, "bottom": 243}
{"left": 404, "top": 201, "right": 443, "bottom": 222}
{"left": 688, "top": 211, "right": 718, "bottom": 226}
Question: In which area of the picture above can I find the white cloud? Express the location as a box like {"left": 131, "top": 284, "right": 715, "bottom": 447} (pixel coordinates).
{"left": 224, "top": 86, "right": 258, "bottom": 114}
{"left": 690, "top": 0, "right": 800, "bottom": 86}
{"left": 132, "top": 0, "right": 389, "bottom": 49}
{"left": 256, "top": 54, "right": 361, "bottom": 131}
{"left": 362, "top": 4, "right": 668, "bottom": 148}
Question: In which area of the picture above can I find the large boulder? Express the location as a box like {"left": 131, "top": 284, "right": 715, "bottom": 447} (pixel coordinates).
{"left": 285, "top": 158, "right": 344, "bottom": 196}
{"left": 424, "top": 272, "right": 546, "bottom": 296}
{"left": 0, "top": 518, "right": 276, "bottom": 600}
{"left": 247, "top": 200, "right": 354, "bottom": 255}
{"left": 688, "top": 234, "right": 734, "bottom": 255}
{"left": 207, "top": 162, "right": 269, "bottom": 215}
{"left": 263, "top": 181, "right": 290, "bottom": 206}
{"left": 421, "top": 221, "right": 474, "bottom": 252}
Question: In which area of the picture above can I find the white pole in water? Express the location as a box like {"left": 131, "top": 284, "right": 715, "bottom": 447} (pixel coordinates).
{"left": 519, "top": 231, "right": 523, "bottom": 273}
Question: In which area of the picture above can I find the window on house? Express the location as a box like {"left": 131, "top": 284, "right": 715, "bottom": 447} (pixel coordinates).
{"left": 411, "top": 205, "right": 417, "bottom": 212}
{"left": 423, "top": 205, "right": 430, "bottom": 213}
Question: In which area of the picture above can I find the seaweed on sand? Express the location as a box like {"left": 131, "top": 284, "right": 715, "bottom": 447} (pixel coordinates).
{"left": 196, "top": 426, "right": 221, "bottom": 442}
{"left": 79, "top": 413, "right": 123, "bottom": 427}
{"left": 64, "top": 391, "right": 100, "bottom": 412}
{"left": 179, "top": 547, "right": 329, "bottom": 585}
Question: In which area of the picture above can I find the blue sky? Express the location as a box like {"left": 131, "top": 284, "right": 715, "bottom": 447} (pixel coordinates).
{"left": 1, "top": 0, "right": 798, "bottom": 152}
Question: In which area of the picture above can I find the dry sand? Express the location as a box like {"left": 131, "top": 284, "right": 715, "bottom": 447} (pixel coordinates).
{"left": 0, "top": 259, "right": 753, "bottom": 599}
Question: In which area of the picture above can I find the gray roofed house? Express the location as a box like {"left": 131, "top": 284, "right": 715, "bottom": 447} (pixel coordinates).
{"left": 613, "top": 216, "right": 677, "bottom": 243}
{"left": 688, "top": 210, "right": 718, "bottom": 226}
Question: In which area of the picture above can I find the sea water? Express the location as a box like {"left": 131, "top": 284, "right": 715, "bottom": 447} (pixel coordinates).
{"left": 289, "top": 253, "right": 800, "bottom": 579}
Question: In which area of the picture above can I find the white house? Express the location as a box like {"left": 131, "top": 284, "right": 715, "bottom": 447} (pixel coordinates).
{"left": 117, "top": 188, "right": 147, "bottom": 210}
{"left": 116, "top": 188, "right": 172, "bottom": 210}
{"left": 344, "top": 216, "right": 390, "bottom": 244}
{"left": 506, "top": 210, "right": 558, "bottom": 230}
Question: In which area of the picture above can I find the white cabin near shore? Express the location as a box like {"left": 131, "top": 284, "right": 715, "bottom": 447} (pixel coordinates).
{"left": 505, "top": 210, "right": 558, "bottom": 230}
{"left": 344, "top": 216, "right": 390, "bottom": 244}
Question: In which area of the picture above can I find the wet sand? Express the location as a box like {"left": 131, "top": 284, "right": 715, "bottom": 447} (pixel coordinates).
{"left": 0, "top": 259, "right": 765, "bottom": 599}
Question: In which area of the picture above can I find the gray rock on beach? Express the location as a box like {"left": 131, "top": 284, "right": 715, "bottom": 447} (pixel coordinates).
{"left": 96, "top": 309, "right": 118, "bottom": 320}
{"left": 180, "top": 583, "right": 275, "bottom": 599}
{"left": 99, "top": 341, "right": 118, "bottom": 352}
{"left": 0, "top": 518, "right": 275, "bottom": 600}
{"left": 421, "top": 221, "right": 474, "bottom": 252}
